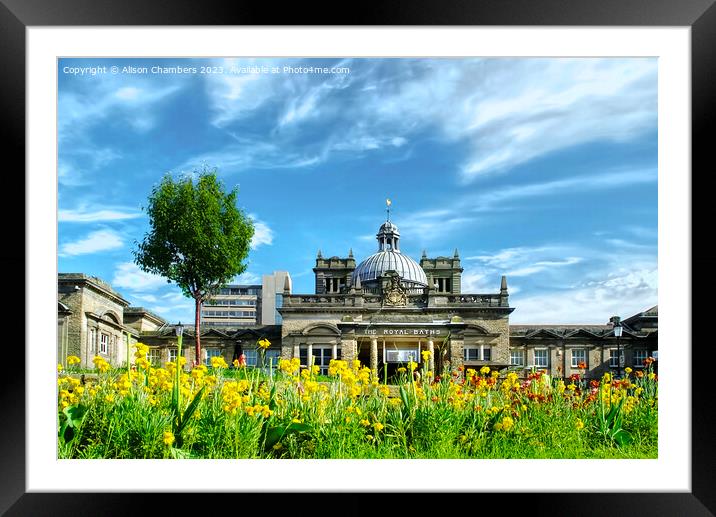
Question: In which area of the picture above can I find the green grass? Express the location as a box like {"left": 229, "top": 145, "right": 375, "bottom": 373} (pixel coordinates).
{"left": 57, "top": 361, "right": 658, "bottom": 460}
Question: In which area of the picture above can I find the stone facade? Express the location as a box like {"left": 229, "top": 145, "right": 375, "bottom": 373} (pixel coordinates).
{"left": 57, "top": 221, "right": 657, "bottom": 381}
{"left": 58, "top": 273, "right": 133, "bottom": 368}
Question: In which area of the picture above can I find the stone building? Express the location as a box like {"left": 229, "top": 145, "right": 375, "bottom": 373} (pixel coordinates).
{"left": 278, "top": 217, "right": 512, "bottom": 379}
{"left": 277, "top": 216, "right": 657, "bottom": 381}
{"left": 57, "top": 219, "right": 657, "bottom": 380}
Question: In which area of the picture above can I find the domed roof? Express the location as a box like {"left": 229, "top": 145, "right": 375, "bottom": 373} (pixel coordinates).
{"left": 352, "top": 250, "right": 428, "bottom": 286}
{"left": 351, "top": 218, "right": 427, "bottom": 287}
{"left": 378, "top": 221, "right": 400, "bottom": 235}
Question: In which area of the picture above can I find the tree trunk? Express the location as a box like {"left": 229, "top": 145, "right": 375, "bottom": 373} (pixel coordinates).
{"left": 194, "top": 296, "right": 202, "bottom": 367}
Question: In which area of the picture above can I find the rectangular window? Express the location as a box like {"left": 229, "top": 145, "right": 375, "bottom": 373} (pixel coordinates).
{"left": 244, "top": 349, "right": 258, "bottom": 367}
{"left": 571, "top": 348, "right": 587, "bottom": 368}
{"left": 464, "top": 348, "right": 479, "bottom": 361}
{"left": 633, "top": 349, "right": 648, "bottom": 367}
{"left": 609, "top": 349, "right": 624, "bottom": 368}
{"left": 534, "top": 349, "right": 548, "bottom": 368}
{"left": 325, "top": 278, "right": 343, "bottom": 293}
{"left": 510, "top": 349, "right": 525, "bottom": 366}
{"left": 463, "top": 345, "right": 491, "bottom": 361}
{"left": 311, "top": 347, "right": 334, "bottom": 375}
{"left": 436, "top": 277, "right": 452, "bottom": 293}
{"left": 148, "top": 348, "right": 161, "bottom": 367}
{"left": 100, "top": 333, "right": 109, "bottom": 355}
{"left": 205, "top": 348, "right": 222, "bottom": 366}
{"left": 168, "top": 348, "right": 177, "bottom": 363}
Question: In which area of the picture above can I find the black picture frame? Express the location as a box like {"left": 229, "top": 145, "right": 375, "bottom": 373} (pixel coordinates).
{"left": 3, "top": 1, "right": 713, "bottom": 514}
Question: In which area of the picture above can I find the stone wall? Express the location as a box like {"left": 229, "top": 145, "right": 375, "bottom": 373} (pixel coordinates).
{"left": 59, "top": 281, "right": 128, "bottom": 368}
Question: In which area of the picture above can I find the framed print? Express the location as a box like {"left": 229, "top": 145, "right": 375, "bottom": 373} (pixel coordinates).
{"left": 5, "top": 0, "right": 715, "bottom": 514}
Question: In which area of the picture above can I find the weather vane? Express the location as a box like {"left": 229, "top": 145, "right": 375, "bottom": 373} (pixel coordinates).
{"left": 386, "top": 198, "right": 391, "bottom": 221}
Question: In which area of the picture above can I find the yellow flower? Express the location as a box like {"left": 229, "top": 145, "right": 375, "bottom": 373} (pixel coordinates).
{"left": 92, "top": 355, "right": 110, "bottom": 373}
{"left": 360, "top": 419, "right": 370, "bottom": 427}
{"left": 57, "top": 364, "right": 63, "bottom": 373}
{"left": 407, "top": 361, "right": 418, "bottom": 372}
{"left": 373, "top": 422, "right": 384, "bottom": 432}
{"left": 648, "top": 372, "right": 656, "bottom": 380}
{"left": 480, "top": 366, "right": 490, "bottom": 375}
{"left": 258, "top": 338, "right": 271, "bottom": 350}
{"left": 67, "top": 355, "right": 81, "bottom": 365}
{"left": 421, "top": 350, "right": 432, "bottom": 362}
{"left": 163, "top": 431, "right": 175, "bottom": 446}
{"left": 499, "top": 416, "right": 514, "bottom": 432}
{"left": 575, "top": 418, "right": 585, "bottom": 431}
{"left": 624, "top": 367, "right": 633, "bottom": 375}
{"left": 211, "top": 356, "right": 228, "bottom": 369}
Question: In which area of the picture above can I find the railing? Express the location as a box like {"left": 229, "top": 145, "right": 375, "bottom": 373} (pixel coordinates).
{"left": 283, "top": 292, "right": 506, "bottom": 308}
{"left": 446, "top": 294, "right": 504, "bottom": 307}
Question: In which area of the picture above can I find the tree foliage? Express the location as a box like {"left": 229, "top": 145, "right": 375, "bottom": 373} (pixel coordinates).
{"left": 133, "top": 167, "right": 254, "bottom": 362}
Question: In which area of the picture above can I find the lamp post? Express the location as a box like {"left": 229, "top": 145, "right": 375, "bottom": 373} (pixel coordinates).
{"left": 611, "top": 316, "right": 623, "bottom": 378}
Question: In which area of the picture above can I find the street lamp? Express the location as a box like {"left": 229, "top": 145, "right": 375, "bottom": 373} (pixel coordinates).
{"left": 611, "top": 316, "right": 623, "bottom": 378}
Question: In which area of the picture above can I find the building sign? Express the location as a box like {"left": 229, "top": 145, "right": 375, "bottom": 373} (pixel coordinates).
{"left": 363, "top": 328, "right": 443, "bottom": 336}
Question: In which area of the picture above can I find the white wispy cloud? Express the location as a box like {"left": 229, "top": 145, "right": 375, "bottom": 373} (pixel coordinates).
{"left": 59, "top": 81, "right": 181, "bottom": 142}
{"left": 112, "top": 262, "right": 169, "bottom": 291}
{"left": 176, "top": 141, "right": 322, "bottom": 175}
{"left": 235, "top": 272, "right": 261, "bottom": 284}
{"left": 249, "top": 215, "right": 274, "bottom": 249}
{"left": 59, "top": 229, "right": 124, "bottom": 256}
{"left": 466, "top": 168, "right": 656, "bottom": 212}
{"left": 392, "top": 209, "right": 476, "bottom": 246}
{"left": 131, "top": 293, "right": 159, "bottom": 304}
{"left": 466, "top": 246, "right": 552, "bottom": 267}
{"left": 507, "top": 257, "right": 582, "bottom": 277}
{"left": 462, "top": 240, "right": 656, "bottom": 323}
{"left": 462, "top": 59, "right": 657, "bottom": 180}
{"left": 204, "top": 60, "right": 279, "bottom": 127}
{"left": 260, "top": 58, "right": 656, "bottom": 181}
{"left": 57, "top": 146, "right": 122, "bottom": 187}
{"left": 510, "top": 266, "right": 657, "bottom": 324}
{"left": 59, "top": 205, "right": 142, "bottom": 223}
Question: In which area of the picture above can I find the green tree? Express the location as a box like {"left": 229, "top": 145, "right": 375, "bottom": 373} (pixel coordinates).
{"left": 134, "top": 167, "right": 254, "bottom": 365}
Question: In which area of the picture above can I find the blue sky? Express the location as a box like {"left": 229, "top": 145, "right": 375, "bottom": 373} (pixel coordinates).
{"left": 57, "top": 57, "right": 658, "bottom": 324}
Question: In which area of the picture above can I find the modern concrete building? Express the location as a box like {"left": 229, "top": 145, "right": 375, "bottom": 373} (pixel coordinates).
{"left": 201, "top": 284, "right": 262, "bottom": 327}
{"left": 200, "top": 271, "right": 291, "bottom": 328}
{"left": 261, "top": 271, "right": 292, "bottom": 325}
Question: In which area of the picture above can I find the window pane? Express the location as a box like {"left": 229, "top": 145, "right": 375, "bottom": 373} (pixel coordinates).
{"left": 534, "top": 349, "right": 548, "bottom": 367}
{"left": 571, "top": 349, "right": 586, "bottom": 367}
{"left": 510, "top": 350, "right": 524, "bottom": 366}
{"left": 244, "top": 349, "right": 258, "bottom": 366}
